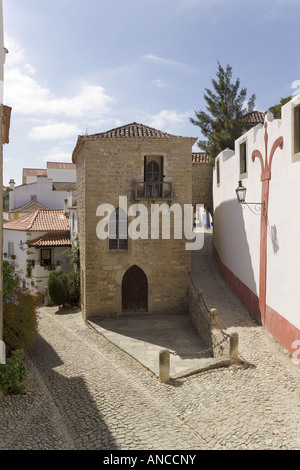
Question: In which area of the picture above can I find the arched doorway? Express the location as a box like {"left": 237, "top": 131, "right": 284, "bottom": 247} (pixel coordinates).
{"left": 122, "top": 265, "right": 148, "bottom": 312}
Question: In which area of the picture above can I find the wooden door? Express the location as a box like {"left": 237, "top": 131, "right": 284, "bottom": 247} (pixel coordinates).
{"left": 122, "top": 265, "right": 148, "bottom": 312}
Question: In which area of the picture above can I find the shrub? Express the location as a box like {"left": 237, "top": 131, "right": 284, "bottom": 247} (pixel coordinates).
{"left": 48, "top": 271, "right": 68, "bottom": 306}
{"left": 3, "top": 260, "right": 21, "bottom": 304}
{"left": 0, "top": 349, "right": 28, "bottom": 395}
{"left": 3, "top": 290, "right": 38, "bottom": 357}
{"left": 48, "top": 269, "right": 80, "bottom": 307}
{"left": 65, "top": 269, "right": 80, "bottom": 305}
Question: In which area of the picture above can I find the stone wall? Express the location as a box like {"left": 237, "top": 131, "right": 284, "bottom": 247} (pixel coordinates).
{"left": 188, "top": 281, "right": 227, "bottom": 358}
{"left": 75, "top": 135, "right": 196, "bottom": 320}
{"left": 192, "top": 162, "right": 213, "bottom": 213}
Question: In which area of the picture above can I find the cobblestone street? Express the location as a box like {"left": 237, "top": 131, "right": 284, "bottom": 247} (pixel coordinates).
{"left": 0, "top": 233, "right": 299, "bottom": 450}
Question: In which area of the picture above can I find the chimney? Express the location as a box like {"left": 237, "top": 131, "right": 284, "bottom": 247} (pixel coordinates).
{"left": 8, "top": 179, "right": 15, "bottom": 211}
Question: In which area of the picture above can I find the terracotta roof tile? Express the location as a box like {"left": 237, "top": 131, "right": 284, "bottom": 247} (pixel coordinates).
{"left": 22, "top": 168, "right": 47, "bottom": 177}
{"left": 240, "top": 111, "right": 265, "bottom": 125}
{"left": 47, "top": 161, "right": 76, "bottom": 169}
{"left": 26, "top": 232, "right": 71, "bottom": 247}
{"left": 89, "top": 122, "right": 184, "bottom": 139}
{"left": 11, "top": 200, "right": 49, "bottom": 213}
{"left": 72, "top": 122, "right": 197, "bottom": 162}
{"left": 3, "top": 209, "right": 69, "bottom": 232}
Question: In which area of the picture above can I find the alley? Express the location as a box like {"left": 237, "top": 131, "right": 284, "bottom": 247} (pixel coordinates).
{"left": 0, "top": 233, "right": 299, "bottom": 450}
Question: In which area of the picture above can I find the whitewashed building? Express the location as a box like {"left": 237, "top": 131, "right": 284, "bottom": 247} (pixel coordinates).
{"left": 3, "top": 209, "right": 71, "bottom": 296}
{"left": 212, "top": 96, "right": 300, "bottom": 356}
{"left": 8, "top": 161, "right": 76, "bottom": 217}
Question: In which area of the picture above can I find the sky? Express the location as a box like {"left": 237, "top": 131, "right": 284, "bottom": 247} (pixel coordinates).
{"left": 2, "top": 0, "right": 300, "bottom": 185}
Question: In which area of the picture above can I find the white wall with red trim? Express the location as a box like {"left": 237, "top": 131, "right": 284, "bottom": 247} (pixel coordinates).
{"left": 213, "top": 96, "right": 300, "bottom": 355}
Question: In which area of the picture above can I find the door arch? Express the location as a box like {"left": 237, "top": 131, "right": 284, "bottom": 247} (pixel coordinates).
{"left": 122, "top": 265, "right": 148, "bottom": 312}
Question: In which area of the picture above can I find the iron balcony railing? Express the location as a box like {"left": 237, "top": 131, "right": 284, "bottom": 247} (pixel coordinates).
{"left": 134, "top": 181, "right": 173, "bottom": 200}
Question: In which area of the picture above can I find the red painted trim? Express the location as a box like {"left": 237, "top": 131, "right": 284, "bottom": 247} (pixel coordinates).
{"left": 213, "top": 247, "right": 261, "bottom": 322}
{"left": 214, "top": 246, "right": 300, "bottom": 355}
{"left": 265, "top": 305, "right": 300, "bottom": 355}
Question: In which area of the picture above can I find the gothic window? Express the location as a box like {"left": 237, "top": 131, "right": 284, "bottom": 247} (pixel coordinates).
{"left": 144, "top": 156, "right": 164, "bottom": 197}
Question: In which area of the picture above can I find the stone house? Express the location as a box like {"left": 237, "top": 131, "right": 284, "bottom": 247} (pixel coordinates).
{"left": 72, "top": 122, "right": 197, "bottom": 320}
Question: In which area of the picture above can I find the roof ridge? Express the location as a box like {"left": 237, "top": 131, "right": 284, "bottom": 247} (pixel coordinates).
{"left": 88, "top": 121, "right": 182, "bottom": 138}
{"left": 28, "top": 210, "right": 40, "bottom": 230}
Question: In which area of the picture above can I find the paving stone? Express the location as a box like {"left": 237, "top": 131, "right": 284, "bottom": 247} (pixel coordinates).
{"left": 0, "top": 232, "right": 299, "bottom": 450}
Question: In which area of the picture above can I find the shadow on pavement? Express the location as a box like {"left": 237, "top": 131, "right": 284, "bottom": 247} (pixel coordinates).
{"left": 27, "top": 333, "right": 118, "bottom": 450}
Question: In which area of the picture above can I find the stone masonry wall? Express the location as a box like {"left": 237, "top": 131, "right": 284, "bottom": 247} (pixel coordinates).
{"left": 192, "top": 162, "right": 213, "bottom": 213}
{"left": 76, "top": 137, "right": 195, "bottom": 320}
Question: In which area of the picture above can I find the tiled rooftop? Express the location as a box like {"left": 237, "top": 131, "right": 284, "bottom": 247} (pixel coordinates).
{"left": 26, "top": 232, "right": 72, "bottom": 247}
{"left": 47, "top": 162, "right": 76, "bottom": 169}
{"left": 3, "top": 209, "right": 69, "bottom": 232}
{"left": 72, "top": 122, "right": 197, "bottom": 162}
{"left": 240, "top": 111, "right": 265, "bottom": 125}
{"left": 89, "top": 122, "right": 186, "bottom": 139}
{"left": 22, "top": 168, "right": 47, "bottom": 178}
{"left": 11, "top": 200, "right": 49, "bottom": 213}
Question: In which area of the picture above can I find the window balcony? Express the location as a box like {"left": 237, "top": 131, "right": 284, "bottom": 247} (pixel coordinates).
{"left": 134, "top": 181, "right": 173, "bottom": 201}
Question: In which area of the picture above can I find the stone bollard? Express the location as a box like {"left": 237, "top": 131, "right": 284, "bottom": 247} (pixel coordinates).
{"left": 229, "top": 332, "right": 239, "bottom": 363}
{"left": 159, "top": 349, "right": 170, "bottom": 383}
{"left": 44, "top": 286, "right": 51, "bottom": 306}
{"left": 210, "top": 308, "right": 219, "bottom": 327}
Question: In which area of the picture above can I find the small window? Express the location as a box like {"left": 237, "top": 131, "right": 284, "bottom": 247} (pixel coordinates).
{"left": 293, "top": 105, "right": 300, "bottom": 156}
{"left": 109, "top": 208, "right": 128, "bottom": 251}
{"left": 8, "top": 242, "right": 14, "bottom": 257}
{"left": 240, "top": 141, "right": 247, "bottom": 175}
{"left": 31, "top": 195, "right": 37, "bottom": 201}
{"left": 41, "top": 248, "right": 51, "bottom": 266}
{"left": 216, "top": 159, "right": 220, "bottom": 185}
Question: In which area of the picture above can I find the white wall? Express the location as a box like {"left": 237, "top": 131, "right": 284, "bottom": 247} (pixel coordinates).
{"left": 213, "top": 97, "right": 300, "bottom": 334}
{"left": 3, "top": 228, "right": 71, "bottom": 295}
{"left": 9, "top": 177, "right": 70, "bottom": 210}
{"left": 3, "top": 229, "right": 27, "bottom": 278}
{"left": 47, "top": 167, "right": 76, "bottom": 183}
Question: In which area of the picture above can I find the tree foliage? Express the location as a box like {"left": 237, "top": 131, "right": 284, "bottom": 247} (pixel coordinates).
{"left": 190, "top": 62, "right": 256, "bottom": 159}
{"left": 267, "top": 96, "right": 292, "bottom": 119}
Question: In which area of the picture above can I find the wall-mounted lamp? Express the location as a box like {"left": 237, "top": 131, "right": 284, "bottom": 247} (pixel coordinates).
{"left": 235, "top": 181, "right": 265, "bottom": 216}
{"left": 18, "top": 240, "right": 27, "bottom": 251}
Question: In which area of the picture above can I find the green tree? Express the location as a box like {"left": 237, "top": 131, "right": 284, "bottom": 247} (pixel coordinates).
{"left": 267, "top": 96, "right": 292, "bottom": 119}
{"left": 190, "top": 62, "right": 256, "bottom": 159}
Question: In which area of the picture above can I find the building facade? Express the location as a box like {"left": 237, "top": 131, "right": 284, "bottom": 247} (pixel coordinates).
{"left": 213, "top": 97, "right": 300, "bottom": 355}
{"left": 8, "top": 161, "right": 76, "bottom": 216}
{"left": 72, "top": 122, "right": 197, "bottom": 320}
{"left": 3, "top": 209, "right": 71, "bottom": 296}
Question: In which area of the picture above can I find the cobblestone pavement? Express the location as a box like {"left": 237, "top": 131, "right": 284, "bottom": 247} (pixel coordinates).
{"left": 0, "top": 233, "right": 299, "bottom": 450}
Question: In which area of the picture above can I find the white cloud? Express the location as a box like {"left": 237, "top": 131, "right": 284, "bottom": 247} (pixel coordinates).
{"left": 28, "top": 122, "right": 81, "bottom": 141}
{"left": 142, "top": 54, "right": 186, "bottom": 68}
{"left": 152, "top": 79, "right": 165, "bottom": 88}
{"left": 3, "top": 34, "right": 115, "bottom": 121}
{"left": 148, "top": 109, "right": 190, "bottom": 132}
